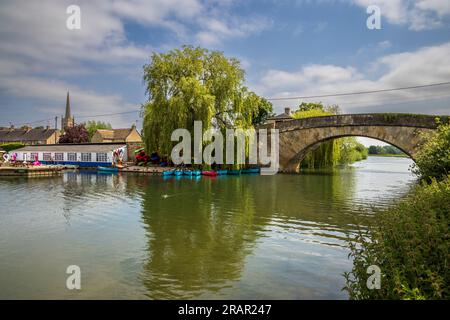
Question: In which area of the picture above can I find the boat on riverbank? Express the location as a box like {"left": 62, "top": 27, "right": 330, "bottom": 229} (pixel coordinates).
{"left": 0, "top": 165, "right": 64, "bottom": 177}
{"left": 97, "top": 166, "right": 119, "bottom": 173}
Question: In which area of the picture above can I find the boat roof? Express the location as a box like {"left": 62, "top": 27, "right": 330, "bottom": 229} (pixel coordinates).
{"left": 13, "top": 143, "right": 126, "bottom": 153}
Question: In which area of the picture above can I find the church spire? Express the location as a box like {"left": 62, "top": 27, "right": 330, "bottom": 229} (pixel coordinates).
{"left": 65, "top": 91, "right": 71, "bottom": 118}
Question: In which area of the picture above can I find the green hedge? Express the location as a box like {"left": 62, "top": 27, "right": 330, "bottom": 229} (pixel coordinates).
{"left": 0, "top": 143, "right": 25, "bottom": 152}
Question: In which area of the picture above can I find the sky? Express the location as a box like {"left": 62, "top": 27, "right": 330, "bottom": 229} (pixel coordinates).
{"left": 0, "top": 0, "right": 449, "bottom": 146}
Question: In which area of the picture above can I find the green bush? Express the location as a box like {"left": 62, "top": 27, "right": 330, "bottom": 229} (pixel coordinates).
{"left": 344, "top": 176, "right": 450, "bottom": 300}
{"left": 413, "top": 121, "right": 450, "bottom": 181}
{"left": 0, "top": 143, "right": 25, "bottom": 152}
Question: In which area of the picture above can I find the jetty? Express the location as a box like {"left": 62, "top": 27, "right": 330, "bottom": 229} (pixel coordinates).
{"left": 0, "top": 165, "right": 65, "bottom": 177}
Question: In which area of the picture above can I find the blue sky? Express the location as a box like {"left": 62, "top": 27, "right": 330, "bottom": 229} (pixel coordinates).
{"left": 0, "top": 0, "right": 449, "bottom": 147}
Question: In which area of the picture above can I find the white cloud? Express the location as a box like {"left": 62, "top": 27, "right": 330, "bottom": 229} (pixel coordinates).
{"left": 0, "top": 0, "right": 271, "bottom": 126}
{"left": 352, "top": 0, "right": 450, "bottom": 30}
{"left": 252, "top": 41, "right": 450, "bottom": 114}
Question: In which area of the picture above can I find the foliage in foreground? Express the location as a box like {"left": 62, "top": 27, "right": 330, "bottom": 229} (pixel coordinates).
{"left": 412, "top": 120, "right": 450, "bottom": 181}
{"left": 344, "top": 176, "right": 450, "bottom": 300}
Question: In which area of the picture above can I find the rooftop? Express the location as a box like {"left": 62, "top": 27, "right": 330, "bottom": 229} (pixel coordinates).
{"left": 0, "top": 128, "right": 58, "bottom": 142}
{"left": 95, "top": 128, "right": 139, "bottom": 140}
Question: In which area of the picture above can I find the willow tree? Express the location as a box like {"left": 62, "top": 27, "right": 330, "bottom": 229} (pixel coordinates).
{"left": 292, "top": 102, "right": 342, "bottom": 169}
{"left": 142, "top": 46, "right": 271, "bottom": 164}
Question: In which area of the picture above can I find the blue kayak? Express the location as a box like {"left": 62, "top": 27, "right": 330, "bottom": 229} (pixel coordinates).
{"left": 174, "top": 170, "right": 184, "bottom": 176}
{"left": 241, "top": 168, "right": 260, "bottom": 174}
{"left": 183, "top": 170, "right": 193, "bottom": 176}
{"left": 216, "top": 170, "right": 228, "bottom": 175}
{"left": 192, "top": 170, "right": 201, "bottom": 176}
{"left": 98, "top": 166, "right": 119, "bottom": 173}
{"left": 228, "top": 170, "right": 241, "bottom": 175}
{"left": 162, "top": 170, "right": 174, "bottom": 176}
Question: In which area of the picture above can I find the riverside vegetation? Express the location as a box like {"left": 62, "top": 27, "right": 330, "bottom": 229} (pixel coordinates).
{"left": 344, "top": 120, "right": 450, "bottom": 300}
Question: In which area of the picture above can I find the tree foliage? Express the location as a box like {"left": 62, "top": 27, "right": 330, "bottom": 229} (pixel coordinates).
{"left": 142, "top": 46, "right": 272, "bottom": 156}
{"left": 59, "top": 124, "right": 89, "bottom": 143}
{"left": 85, "top": 121, "right": 112, "bottom": 139}
{"left": 345, "top": 176, "right": 450, "bottom": 300}
{"left": 292, "top": 102, "right": 367, "bottom": 169}
{"left": 413, "top": 120, "right": 450, "bottom": 181}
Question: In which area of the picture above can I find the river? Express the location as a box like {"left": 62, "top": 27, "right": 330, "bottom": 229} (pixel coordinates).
{"left": 0, "top": 156, "right": 416, "bottom": 299}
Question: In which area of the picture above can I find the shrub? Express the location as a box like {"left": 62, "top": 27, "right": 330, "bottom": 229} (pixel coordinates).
{"left": 0, "top": 143, "right": 25, "bottom": 152}
{"left": 413, "top": 121, "right": 450, "bottom": 181}
{"left": 344, "top": 176, "right": 450, "bottom": 299}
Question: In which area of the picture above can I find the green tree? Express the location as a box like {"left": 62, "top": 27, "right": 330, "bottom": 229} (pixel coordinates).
{"left": 142, "top": 46, "right": 268, "bottom": 159}
{"left": 413, "top": 120, "right": 450, "bottom": 181}
{"left": 292, "top": 102, "right": 342, "bottom": 169}
{"left": 85, "top": 121, "right": 112, "bottom": 140}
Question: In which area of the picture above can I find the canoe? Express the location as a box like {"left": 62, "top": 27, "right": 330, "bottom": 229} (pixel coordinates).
{"left": 241, "top": 168, "right": 260, "bottom": 174}
{"left": 216, "top": 170, "right": 228, "bottom": 175}
{"left": 98, "top": 166, "right": 119, "bottom": 173}
{"left": 192, "top": 170, "right": 202, "bottom": 176}
{"left": 227, "top": 170, "right": 241, "bottom": 175}
{"left": 202, "top": 171, "right": 218, "bottom": 177}
{"left": 183, "top": 170, "right": 193, "bottom": 176}
{"left": 174, "top": 170, "right": 184, "bottom": 176}
{"left": 162, "top": 170, "right": 174, "bottom": 176}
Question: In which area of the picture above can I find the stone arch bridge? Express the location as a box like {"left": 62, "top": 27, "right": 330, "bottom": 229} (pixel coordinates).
{"left": 261, "top": 114, "right": 442, "bottom": 173}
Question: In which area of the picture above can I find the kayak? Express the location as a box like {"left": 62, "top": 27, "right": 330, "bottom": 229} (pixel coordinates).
{"left": 216, "top": 170, "right": 228, "bottom": 175}
{"left": 228, "top": 170, "right": 241, "bottom": 175}
{"left": 162, "top": 170, "right": 174, "bottom": 176}
{"left": 183, "top": 170, "right": 193, "bottom": 176}
{"left": 192, "top": 170, "right": 202, "bottom": 176}
{"left": 202, "top": 171, "right": 218, "bottom": 177}
{"left": 241, "top": 168, "right": 260, "bottom": 174}
{"left": 98, "top": 166, "right": 119, "bottom": 173}
{"left": 174, "top": 170, "right": 184, "bottom": 176}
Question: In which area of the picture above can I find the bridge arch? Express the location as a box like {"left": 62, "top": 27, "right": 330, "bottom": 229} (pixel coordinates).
{"left": 269, "top": 114, "right": 439, "bottom": 173}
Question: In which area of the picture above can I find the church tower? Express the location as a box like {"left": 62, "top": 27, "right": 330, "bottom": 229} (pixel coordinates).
{"left": 61, "top": 91, "right": 74, "bottom": 130}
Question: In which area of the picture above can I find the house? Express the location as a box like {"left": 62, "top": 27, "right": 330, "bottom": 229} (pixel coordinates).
{"left": 0, "top": 126, "right": 60, "bottom": 145}
{"left": 10, "top": 143, "right": 127, "bottom": 167}
{"left": 266, "top": 107, "right": 294, "bottom": 125}
{"left": 91, "top": 125, "right": 142, "bottom": 143}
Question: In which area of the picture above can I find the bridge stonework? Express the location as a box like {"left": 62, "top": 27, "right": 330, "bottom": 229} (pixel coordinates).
{"left": 262, "top": 114, "right": 440, "bottom": 173}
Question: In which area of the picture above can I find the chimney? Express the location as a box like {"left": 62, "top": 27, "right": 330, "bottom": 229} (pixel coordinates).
{"left": 284, "top": 107, "right": 291, "bottom": 115}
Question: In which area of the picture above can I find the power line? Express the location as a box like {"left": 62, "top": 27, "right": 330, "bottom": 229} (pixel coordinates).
{"left": 266, "top": 81, "right": 450, "bottom": 101}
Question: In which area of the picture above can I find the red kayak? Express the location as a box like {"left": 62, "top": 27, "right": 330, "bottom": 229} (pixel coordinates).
{"left": 202, "top": 171, "right": 218, "bottom": 176}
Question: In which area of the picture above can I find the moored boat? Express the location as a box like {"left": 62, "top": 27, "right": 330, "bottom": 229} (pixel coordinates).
{"left": 192, "top": 170, "right": 202, "bottom": 176}
{"left": 162, "top": 170, "right": 174, "bottom": 176}
{"left": 216, "top": 170, "right": 228, "bottom": 175}
{"left": 97, "top": 166, "right": 119, "bottom": 173}
{"left": 174, "top": 170, "right": 184, "bottom": 176}
{"left": 227, "top": 169, "right": 241, "bottom": 175}
{"left": 241, "top": 168, "right": 260, "bottom": 174}
{"left": 202, "top": 171, "right": 218, "bottom": 176}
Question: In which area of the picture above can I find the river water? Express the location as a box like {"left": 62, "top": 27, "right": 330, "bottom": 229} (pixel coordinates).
{"left": 0, "top": 156, "right": 416, "bottom": 299}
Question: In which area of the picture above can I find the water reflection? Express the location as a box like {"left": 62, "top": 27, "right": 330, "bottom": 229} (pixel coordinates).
{"left": 0, "top": 157, "right": 416, "bottom": 299}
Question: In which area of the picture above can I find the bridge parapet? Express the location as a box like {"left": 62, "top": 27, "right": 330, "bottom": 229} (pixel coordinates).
{"left": 259, "top": 113, "right": 444, "bottom": 132}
